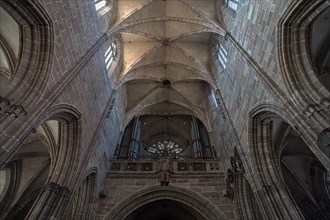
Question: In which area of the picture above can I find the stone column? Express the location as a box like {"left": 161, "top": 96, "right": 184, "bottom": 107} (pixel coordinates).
{"left": 26, "top": 182, "right": 72, "bottom": 219}
{"left": 254, "top": 182, "right": 303, "bottom": 220}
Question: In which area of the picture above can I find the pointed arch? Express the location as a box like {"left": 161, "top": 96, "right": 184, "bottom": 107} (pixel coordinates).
{"left": 104, "top": 185, "right": 226, "bottom": 220}
{"left": 0, "top": 0, "right": 54, "bottom": 109}
{"left": 278, "top": 0, "right": 330, "bottom": 109}
{"left": 248, "top": 102, "right": 309, "bottom": 219}
{"left": 23, "top": 104, "right": 82, "bottom": 219}
{"left": 37, "top": 104, "right": 82, "bottom": 187}
{"left": 70, "top": 168, "right": 98, "bottom": 220}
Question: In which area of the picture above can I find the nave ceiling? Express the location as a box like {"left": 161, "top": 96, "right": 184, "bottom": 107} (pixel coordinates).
{"left": 109, "top": 0, "right": 226, "bottom": 134}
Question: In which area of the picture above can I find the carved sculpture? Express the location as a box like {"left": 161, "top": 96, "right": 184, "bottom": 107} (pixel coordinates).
{"left": 156, "top": 159, "right": 174, "bottom": 186}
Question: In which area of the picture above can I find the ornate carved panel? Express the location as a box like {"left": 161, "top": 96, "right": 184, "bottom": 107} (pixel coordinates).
{"left": 193, "top": 163, "right": 206, "bottom": 171}
{"left": 210, "top": 162, "right": 220, "bottom": 171}
{"left": 125, "top": 163, "right": 137, "bottom": 171}
{"left": 110, "top": 162, "right": 121, "bottom": 171}
{"left": 142, "top": 163, "right": 153, "bottom": 171}
{"left": 177, "top": 162, "right": 189, "bottom": 171}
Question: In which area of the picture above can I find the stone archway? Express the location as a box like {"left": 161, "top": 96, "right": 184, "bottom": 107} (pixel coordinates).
{"left": 125, "top": 199, "right": 207, "bottom": 220}
{"left": 278, "top": 0, "right": 330, "bottom": 109}
{"left": 104, "top": 185, "right": 226, "bottom": 220}
{"left": 248, "top": 101, "right": 330, "bottom": 219}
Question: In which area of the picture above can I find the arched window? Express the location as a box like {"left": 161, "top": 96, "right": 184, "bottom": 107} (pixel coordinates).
{"left": 226, "top": 0, "right": 239, "bottom": 11}
{"left": 105, "top": 41, "right": 116, "bottom": 70}
{"left": 94, "top": 0, "right": 107, "bottom": 11}
{"left": 94, "top": 0, "right": 114, "bottom": 17}
{"left": 217, "top": 44, "right": 227, "bottom": 69}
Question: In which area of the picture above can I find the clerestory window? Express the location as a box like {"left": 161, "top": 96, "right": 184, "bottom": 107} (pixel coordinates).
{"left": 105, "top": 42, "right": 116, "bottom": 70}
{"left": 227, "top": 0, "right": 239, "bottom": 11}
{"left": 95, "top": 0, "right": 107, "bottom": 11}
{"left": 217, "top": 44, "right": 227, "bottom": 69}
{"left": 211, "top": 90, "right": 219, "bottom": 108}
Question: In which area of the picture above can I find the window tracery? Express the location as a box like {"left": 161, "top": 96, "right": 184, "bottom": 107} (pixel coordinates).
{"left": 147, "top": 140, "right": 183, "bottom": 158}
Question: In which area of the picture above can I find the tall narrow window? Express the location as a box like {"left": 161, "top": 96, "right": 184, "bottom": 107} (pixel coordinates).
{"left": 227, "top": 0, "right": 238, "bottom": 11}
{"left": 217, "top": 44, "right": 227, "bottom": 69}
{"left": 105, "top": 42, "right": 116, "bottom": 69}
{"left": 211, "top": 90, "right": 218, "bottom": 107}
{"left": 95, "top": 0, "right": 107, "bottom": 11}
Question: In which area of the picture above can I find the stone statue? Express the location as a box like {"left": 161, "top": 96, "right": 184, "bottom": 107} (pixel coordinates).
{"left": 157, "top": 159, "right": 174, "bottom": 186}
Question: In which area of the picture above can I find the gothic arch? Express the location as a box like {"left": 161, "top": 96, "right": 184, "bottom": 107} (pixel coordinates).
{"left": 278, "top": 0, "right": 330, "bottom": 110}
{"left": 235, "top": 173, "right": 262, "bottom": 220}
{"left": 248, "top": 101, "right": 330, "bottom": 219}
{"left": 70, "top": 169, "right": 98, "bottom": 220}
{"left": 230, "top": 147, "right": 262, "bottom": 220}
{"left": 0, "top": 0, "right": 54, "bottom": 110}
{"left": 104, "top": 185, "right": 226, "bottom": 220}
{"left": 0, "top": 122, "right": 53, "bottom": 219}
{"left": 37, "top": 104, "right": 82, "bottom": 187}
{"left": 21, "top": 104, "right": 83, "bottom": 219}
{"left": 248, "top": 102, "right": 303, "bottom": 219}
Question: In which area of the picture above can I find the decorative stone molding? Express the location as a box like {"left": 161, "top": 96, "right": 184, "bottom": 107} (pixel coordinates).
{"left": 99, "top": 190, "right": 109, "bottom": 199}
{"left": 125, "top": 163, "right": 138, "bottom": 171}
{"left": 108, "top": 159, "right": 221, "bottom": 173}
{"left": 227, "top": 147, "right": 249, "bottom": 205}
{"left": 224, "top": 168, "right": 234, "bottom": 200}
{"left": 177, "top": 162, "right": 189, "bottom": 171}
{"left": 0, "top": 97, "right": 27, "bottom": 118}
{"left": 5, "top": 105, "right": 27, "bottom": 118}
{"left": 230, "top": 147, "right": 245, "bottom": 174}
{"left": 44, "top": 182, "right": 71, "bottom": 198}
{"left": 317, "top": 128, "right": 330, "bottom": 157}
{"left": 193, "top": 162, "right": 206, "bottom": 171}
{"left": 142, "top": 162, "right": 153, "bottom": 171}
{"left": 110, "top": 162, "right": 121, "bottom": 171}
{"left": 0, "top": 97, "right": 10, "bottom": 113}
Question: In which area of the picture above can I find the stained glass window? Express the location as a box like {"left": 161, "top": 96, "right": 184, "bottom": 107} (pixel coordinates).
{"left": 147, "top": 140, "right": 183, "bottom": 157}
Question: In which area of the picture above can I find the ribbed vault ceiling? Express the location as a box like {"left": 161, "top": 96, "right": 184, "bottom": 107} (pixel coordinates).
{"left": 112, "top": 0, "right": 226, "bottom": 132}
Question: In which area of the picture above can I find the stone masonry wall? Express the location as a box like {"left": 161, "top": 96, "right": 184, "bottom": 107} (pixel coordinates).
{"left": 96, "top": 172, "right": 235, "bottom": 220}
{"left": 96, "top": 160, "right": 236, "bottom": 219}
{"left": 210, "top": 0, "right": 295, "bottom": 168}
{"left": 38, "top": 0, "right": 110, "bottom": 91}
{"left": 33, "top": 0, "right": 121, "bottom": 183}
